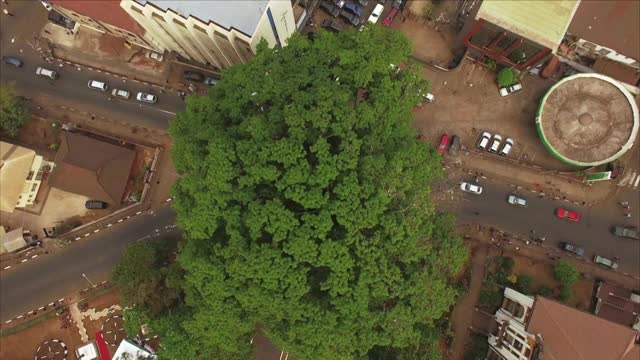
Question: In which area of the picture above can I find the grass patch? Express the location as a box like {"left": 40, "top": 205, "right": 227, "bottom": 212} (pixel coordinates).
{"left": 0, "top": 310, "right": 57, "bottom": 337}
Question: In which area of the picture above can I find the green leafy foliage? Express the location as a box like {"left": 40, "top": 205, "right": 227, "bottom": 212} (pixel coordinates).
{"left": 516, "top": 274, "right": 534, "bottom": 294}
{"left": 0, "top": 82, "right": 29, "bottom": 137}
{"left": 554, "top": 260, "right": 579, "bottom": 287}
{"left": 537, "top": 286, "right": 553, "bottom": 297}
{"left": 559, "top": 285, "right": 572, "bottom": 302}
{"left": 464, "top": 335, "right": 489, "bottom": 360}
{"left": 496, "top": 68, "right": 517, "bottom": 87}
{"left": 507, "top": 49, "right": 526, "bottom": 64}
{"left": 157, "top": 27, "right": 466, "bottom": 360}
{"left": 112, "top": 241, "right": 182, "bottom": 315}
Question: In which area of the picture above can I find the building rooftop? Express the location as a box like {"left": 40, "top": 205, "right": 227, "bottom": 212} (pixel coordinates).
{"left": 48, "top": 132, "right": 135, "bottom": 205}
{"left": 595, "top": 281, "right": 640, "bottom": 330}
{"left": 527, "top": 296, "right": 640, "bottom": 360}
{"left": 568, "top": 0, "right": 640, "bottom": 61}
{"left": 136, "top": 0, "right": 270, "bottom": 36}
{"left": 50, "top": 0, "right": 146, "bottom": 36}
{"left": 536, "top": 73, "right": 639, "bottom": 166}
{"left": 0, "top": 142, "right": 36, "bottom": 213}
{"left": 476, "top": 0, "right": 579, "bottom": 51}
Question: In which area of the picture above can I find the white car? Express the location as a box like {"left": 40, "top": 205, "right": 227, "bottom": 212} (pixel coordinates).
{"left": 507, "top": 195, "right": 527, "bottom": 207}
{"left": 477, "top": 131, "right": 491, "bottom": 150}
{"left": 136, "top": 92, "right": 157, "bottom": 104}
{"left": 594, "top": 255, "right": 618, "bottom": 270}
{"left": 145, "top": 51, "right": 164, "bottom": 62}
{"left": 499, "top": 83, "right": 523, "bottom": 97}
{"left": 488, "top": 134, "right": 503, "bottom": 153}
{"left": 35, "top": 67, "right": 58, "bottom": 79}
{"left": 500, "top": 138, "right": 514, "bottom": 157}
{"left": 369, "top": 3, "right": 384, "bottom": 23}
{"left": 111, "top": 88, "right": 130, "bottom": 99}
{"left": 460, "top": 182, "right": 482, "bottom": 194}
{"left": 88, "top": 80, "right": 109, "bottom": 91}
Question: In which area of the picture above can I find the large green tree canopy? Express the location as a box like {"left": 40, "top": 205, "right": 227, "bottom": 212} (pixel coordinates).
{"left": 164, "top": 26, "right": 466, "bottom": 360}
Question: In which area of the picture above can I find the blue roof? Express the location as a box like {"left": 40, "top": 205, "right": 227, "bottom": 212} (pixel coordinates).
{"left": 137, "top": 0, "right": 270, "bottom": 35}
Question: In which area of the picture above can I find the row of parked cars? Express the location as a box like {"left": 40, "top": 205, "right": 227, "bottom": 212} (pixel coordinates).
{"left": 477, "top": 131, "right": 513, "bottom": 157}
{"left": 319, "top": 0, "right": 404, "bottom": 30}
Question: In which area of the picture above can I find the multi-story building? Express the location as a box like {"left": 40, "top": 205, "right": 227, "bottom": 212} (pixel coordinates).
{"left": 488, "top": 287, "right": 640, "bottom": 360}
{"left": 0, "top": 142, "right": 51, "bottom": 213}
{"left": 120, "top": 0, "right": 296, "bottom": 70}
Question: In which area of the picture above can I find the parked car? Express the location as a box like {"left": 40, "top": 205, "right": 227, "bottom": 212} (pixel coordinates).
{"left": 448, "top": 135, "right": 460, "bottom": 156}
{"left": 87, "top": 80, "right": 108, "bottom": 91}
{"left": 560, "top": 242, "right": 585, "bottom": 257}
{"left": 2, "top": 56, "right": 23, "bottom": 67}
{"left": 437, "top": 134, "right": 449, "bottom": 154}
{"left": 488, "top": 134, "right": 503, "bottom": 153}
{"left": 528, "top": 63, "right": 543, "bottom": 76}
{"left": 423, "top": 92, "right": 434, "bottom": 103}
{"left": 204, "top": 77, "right": 218, "bottom": 86}
{"left": 85, "top": 200, "right": 108, "bottom": 209}
{"left": 339, "top": 9, "right": 361, "bottom": 26}
{"left": 321, "top": 19, "right": 343, "bottom": 32}
{"left": 320, "top": 2, "right": 340, "bottom": 17}
{"left": 111, "top": 88, "right": 130, "bottom": 99}
{"left": 612, "top": 226, "right": 640, "bottom": 240}
{"left": 343, "top": 2, "right": 363, "bottom": 16}
{"left": 392, "top": 0, "right": 405, "bottom": 9}
{"left": 145, "top": 51, "right": 164, "bottom": 62}
{"left": 477, "top": 131, "right": 491, "bottom": 150}
{"left": 594, "top": 255, "right": 618, "bottom": 270}
{"left": 368, "top": 3, "right": 384, "bottom": 23}
{"left": 183, "top": 71, "right": 204, "bottom": 82}
{"left": 136, "top": 92, "right": 158, "bottom": 104}
{"left": 507, "top": 195, "right": 527, "bottom": 207}
{"left": 556, "top": 208, "right": 581, "bottom": 222}
{"left": 460, "top": 182, "right": 482, "bottom": 194}
{"left": 499, "top": 83, "right": 523, "bottom": 97}
{"left": 35, "top": 67, "right": 58, "bottom": 79}
{"left": 383, "top": 7, "right": 398, "bottom": 26}
{"left": 500, "top": 138, "right": 514, "bottom": 157}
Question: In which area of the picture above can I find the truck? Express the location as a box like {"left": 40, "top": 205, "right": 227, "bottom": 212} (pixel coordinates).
{"left": 612, "top": 226, "right": 640, "bottom": 240}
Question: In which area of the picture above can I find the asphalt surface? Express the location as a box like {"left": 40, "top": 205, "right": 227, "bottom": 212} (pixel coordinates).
{"left": 0, "top": 1, "right": 184, "bottom": 130}
{"left": 453, "top": 176, "right": 640, "bottom": 275}
{"left": 0, "top": 207, "right": 178, "bottom": 322}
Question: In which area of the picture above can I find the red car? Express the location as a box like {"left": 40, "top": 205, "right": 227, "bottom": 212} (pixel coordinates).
{"left": 437, "top": 134, "right": 450, "bottom": 154}
{"left": 556, "top": 208, "right": 581, "bottom": 222}
{"left": 383, "top": 8, "right": 398, "bottom": 26}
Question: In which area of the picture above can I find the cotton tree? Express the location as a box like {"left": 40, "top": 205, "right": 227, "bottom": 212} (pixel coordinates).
{"left": 161, "top": 25, "right": 467, "bottom": 360}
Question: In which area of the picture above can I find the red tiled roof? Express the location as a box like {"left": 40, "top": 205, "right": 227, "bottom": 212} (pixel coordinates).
{"left": 50, "top": 0, "right": 145, "bottom": 37}
{"left": 595, "top": 281, "right": 640, "bottom": 328}
{"left": 528, "top": 296, "right": 640, "bottom": 360}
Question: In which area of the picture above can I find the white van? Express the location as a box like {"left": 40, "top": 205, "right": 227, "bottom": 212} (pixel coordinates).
{"left": 477, "top": 132, "right": 491, "bottom": 150}
{"left": 500, "top": 138, "right": 514, "bottom": 157}
{"left": 35, "top": 67, "right": 58, "bottom": 79}
{"left": 88, "top": 80, "right": 109, "bottom": 91}
{"left": 368, "top": 4, "right": 384, "bottom": 24}
{"left": 488, "top": 134, "right": 503, "bottom": 153}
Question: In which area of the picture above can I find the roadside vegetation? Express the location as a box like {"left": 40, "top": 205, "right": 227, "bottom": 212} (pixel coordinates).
{"left": 115, "top": 26, "right": 467, "bottom": 360}
{"left": 0, "top": 82, "right": 29, "bottom": 137}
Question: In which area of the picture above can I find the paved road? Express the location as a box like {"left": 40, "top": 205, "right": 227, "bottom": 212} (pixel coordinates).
{"left": 0, "top": 207, "right": 177, "bottom": 321}
{"left": 0, "top": 0, "right": 183, "bottom": 130}
{"left": 453, "top": 176, "right": 640, "bottom": 275}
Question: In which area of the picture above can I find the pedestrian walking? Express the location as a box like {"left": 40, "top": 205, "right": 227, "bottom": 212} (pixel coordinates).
{"left": 3, "top": 8, "right": 13, "bottom": 16}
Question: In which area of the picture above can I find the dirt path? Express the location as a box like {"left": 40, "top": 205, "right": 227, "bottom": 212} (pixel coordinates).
{"left": 449, "top": 244, "right": 488, "bottom": 360}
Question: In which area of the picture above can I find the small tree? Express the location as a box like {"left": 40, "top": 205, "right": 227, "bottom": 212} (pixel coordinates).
{"left": 559, "top": 285, "right": 572, "bottom": 303}
{"left": 0, "top": 82, "right": 29, "bottom": 137}
{"left": 516, "top": 274, "right": 534, "bottom": 294}
{"left": 537, "top": 286, "right": 553, "bottom": 297}
{"left": 554, "top": 260, "right": 579, "bottom": 287}
{"left": 497, "top": 68, "right": 516, "bottom": 87}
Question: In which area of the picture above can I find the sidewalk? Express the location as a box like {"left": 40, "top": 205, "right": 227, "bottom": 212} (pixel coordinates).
{"left": 449, "top": 244, "right": 488, "bottom": 360}
{"left": 453, "top": 151, "right": 617, "bottom": 206}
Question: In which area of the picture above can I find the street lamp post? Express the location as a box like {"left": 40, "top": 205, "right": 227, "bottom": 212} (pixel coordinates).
{"left": 81, "top": 273, "right": 95, "bottom": 287}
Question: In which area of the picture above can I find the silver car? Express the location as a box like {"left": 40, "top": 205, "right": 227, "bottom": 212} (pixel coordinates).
{"left": 507, "top": 195, "right": 527, "bottom": 207}
{"left": 460, "top": 182, "right": 482, "bottom": 194}
{"left": 136, "top": 92, "right": 157, "bottom": 104}
{"left": 594, "top": 255, "right": 618, "bottom": 270}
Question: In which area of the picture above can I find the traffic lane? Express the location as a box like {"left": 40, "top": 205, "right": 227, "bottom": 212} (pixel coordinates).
{"left": 0, "top": 207, "right": 177, "bottom": 321}
{"left": 456, "top": 179, "right": 640, "bottom": 275}
{"left": 1, "top": 56, "right": 184, "bottom": 129}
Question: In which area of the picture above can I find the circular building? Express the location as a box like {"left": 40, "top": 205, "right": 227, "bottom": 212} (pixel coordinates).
{"left": 536, "top": 73, "right": 639, "bottom": 167}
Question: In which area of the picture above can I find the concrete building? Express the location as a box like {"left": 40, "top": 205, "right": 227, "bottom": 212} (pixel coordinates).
{"left": 0, "top": 142, "right": 50, "bottom": 213}
{"left": 48, "top": 0, "right": 151, "bottom": 49}
{"left": 120, "top": 0, "right": 296, "bottom": 70}
{"left": 487, "top": 287, "right": 640, "bottom": 360}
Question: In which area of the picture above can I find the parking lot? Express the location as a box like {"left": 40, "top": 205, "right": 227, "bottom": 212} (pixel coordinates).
{"left": 307, "top": 0, "right": 403, "bottom": 34}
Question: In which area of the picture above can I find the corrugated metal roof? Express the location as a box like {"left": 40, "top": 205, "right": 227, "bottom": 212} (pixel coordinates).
{"left": 477, "top": 0, "right": 580, "bottom": 51}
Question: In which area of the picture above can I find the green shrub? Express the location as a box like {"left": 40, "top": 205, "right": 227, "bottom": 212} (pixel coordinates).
{"left": 559, "top": 285, "right": 572, "bottom": 302}
{"left": 554, "top": 260, "right": 579, "bottom": 287}
{"left": 537, "top": 286, "right": 553, "bottom": 297}
{"left": 516, "top": 274, "right": 534, "bottom": 294}
{"left": 464, "top": 335, "right": 489, "bottom": 360}
{"left": 497, "top": 68, "right": 516, "bottom": 87}
{"left": 508, "top": 49, "right": 526, "bottom": 64}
